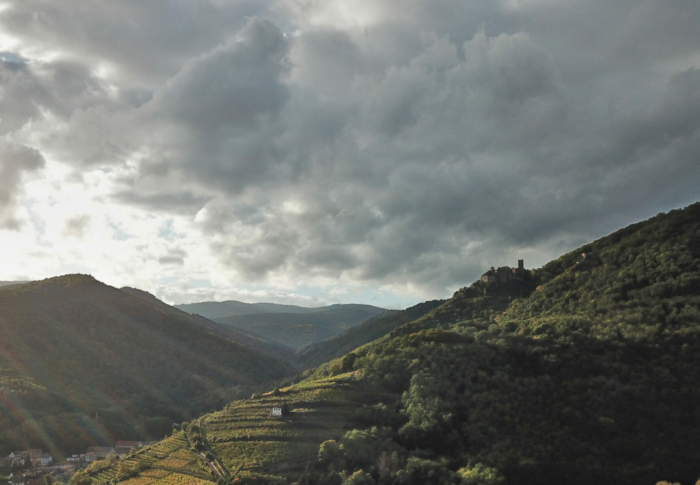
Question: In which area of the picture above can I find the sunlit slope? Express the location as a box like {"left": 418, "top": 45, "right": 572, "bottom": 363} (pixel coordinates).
{"left": 82, "top": 432, "right": 213, "bottom": 485}
{"left": 204, "top": 376, "right": 387, "bottom": 483}
{"left": 85, "top": 376, "right": 383, "bottom": 485}
{"left": 0, "top": 275, "right": 294, "bottom": 457}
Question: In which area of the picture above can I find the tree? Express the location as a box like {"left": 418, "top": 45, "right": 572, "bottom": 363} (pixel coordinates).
{"left": 69, "top": 470, "right": 92, "bottom": 485}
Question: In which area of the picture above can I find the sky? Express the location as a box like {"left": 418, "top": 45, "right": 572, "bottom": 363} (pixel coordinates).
{"left": 0, "top": 0, "right": 699, "bottom": 309}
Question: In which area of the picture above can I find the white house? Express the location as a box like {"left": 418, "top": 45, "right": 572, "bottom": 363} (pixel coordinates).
{"left": 271, "top": 404, "right": 283, "bottom": 417}
{"left": 36, "top": 453, "right": 52, "bottom": 466}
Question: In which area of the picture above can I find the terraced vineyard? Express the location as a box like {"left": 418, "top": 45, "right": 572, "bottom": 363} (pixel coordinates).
{"left": 87, "top": 433, "right": 214, "bottom": 485}
{"left": 203, "top": 375, "right": 388, "bottom": 483}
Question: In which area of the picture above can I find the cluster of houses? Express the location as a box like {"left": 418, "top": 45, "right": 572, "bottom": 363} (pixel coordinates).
{"left": 66, "top": 441, "right": 154, "bottom": 463}
{"left": 2, "top": 440, "right": 157, "bottom": 470}
{"left": 0, "top": 451, "right": 54, "bottom": 485}
{"left": 0, "top": 441, "right": 158, "bottom": 485}
{"left": 6, "top": 471, "right": 43, "bottom": 485}
{"left": 1, "top": 450, "right": 53, "bottom": 468}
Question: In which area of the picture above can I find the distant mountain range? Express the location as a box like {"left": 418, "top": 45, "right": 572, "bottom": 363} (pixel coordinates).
{"left": 0, "top": 280, "right": 29, "bottom": 287}
{"left": 296, "top": 299, "right": 446, "bottom": 367}
{"left": 175, "top": 300, "right": 386, "bottom": 319}
{"left": 176, "top": 301, "right": 388, "bottom": 350}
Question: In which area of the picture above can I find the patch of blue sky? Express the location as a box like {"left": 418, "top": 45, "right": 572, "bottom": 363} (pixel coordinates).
{"left": 0, "top": 52, "right": 25, "bottom": 64}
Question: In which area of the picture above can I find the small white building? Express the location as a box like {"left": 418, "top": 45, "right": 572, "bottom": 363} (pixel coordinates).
{"left": 36, "top": 453, "right": 52, "bottom": 466}
{"left": 271, "top": 404, "right": 283, "bottom": 417}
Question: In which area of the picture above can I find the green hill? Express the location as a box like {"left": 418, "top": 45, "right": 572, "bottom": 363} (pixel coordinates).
{"left": 0, "top": 275, "right": 296, "bottom": 458}
{"left": 296, "top": 300, "right": 445, "bottom": 368}
{"left": 298, "top": 202, "right": 700, "bottom": 485}
{"left": 176, "top": 300, "right": 385, "bottom": 320}
{"left": 213, "top": 307, "right": 390, "bottom": 351}
{"left": 175, "top": 301, "right": 321, "bottom": 319}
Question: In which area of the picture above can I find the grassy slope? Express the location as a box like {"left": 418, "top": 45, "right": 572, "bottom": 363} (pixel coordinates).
{"left": 205, "top": 377, "right": 389, "bottom": 482}
{"left": 84, "top": 432, "right": 213, "bottom": 485}
{"left": 0, "top": 276, "right": 295, "bottom": 458}
{"left": 88, "top": 376, "right": 388, "bottom": 485}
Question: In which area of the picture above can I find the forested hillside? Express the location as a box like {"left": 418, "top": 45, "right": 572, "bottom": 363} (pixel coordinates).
{"left": 296, "top": 202, "right": 700, "bottom": 485}
{"left": 96, "top": 202, "right": 700, "bottom": 485}
{"left": 0, "top": 276, "right": 295, "bottom": 458}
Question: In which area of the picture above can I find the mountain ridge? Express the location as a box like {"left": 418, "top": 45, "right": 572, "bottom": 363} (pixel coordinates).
{"left": 175, "top": 300, "right": 387, "bottom": 319}
{"left": 213, "top": 306, "right": 390, "bottom": 350}
{"left": 0, "top": 275, "right": 296, "bottom": 458}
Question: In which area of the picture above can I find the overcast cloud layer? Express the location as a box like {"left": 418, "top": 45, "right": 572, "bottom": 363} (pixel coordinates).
{"left": 1, "top": 0, "right": 699, "bottom": 307}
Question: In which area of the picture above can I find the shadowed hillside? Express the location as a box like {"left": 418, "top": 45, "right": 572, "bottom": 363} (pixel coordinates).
{"left": 121, "top": 287, "right": 298, "bottom": 362}
{"left": 0, "top": 276, "right": 295, "bottom": 458}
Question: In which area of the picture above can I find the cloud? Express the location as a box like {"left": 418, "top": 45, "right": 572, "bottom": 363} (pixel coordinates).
{"left": 0, "top": 141, "right": 45, "bottom": 229}
{"left": 62, "top": 215, "right": 91, "bottom": 238}
{"left": 1, "top": 1, "right": 700, "bottom": 304}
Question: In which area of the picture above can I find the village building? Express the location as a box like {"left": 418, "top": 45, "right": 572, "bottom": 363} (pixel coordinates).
{"left": 481, "top": 260, "right": 525, "bottom": 283}
{"left": 84, "top": 447, "right": 116, "bottom": 462}
{"left": 115, "top": 447, "right": 131, "bottom": 458}
{"left": 35, "top": 453, "right": 52, "bottom": 467}
{"left": 271, "top": 404, "right": 283, "bottom": 417}
{"left": 4, "top": 450, "right": 53, "bottom": 467}
{"left": 8, "top": 452, "right": 28, "bottom": 465}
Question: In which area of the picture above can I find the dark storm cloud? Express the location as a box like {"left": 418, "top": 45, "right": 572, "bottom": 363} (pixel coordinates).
{"left": 2, "top": 0, "right": 700, "bottom": 295}
{"left": 0, "top": 142, "right": 45, "bottom": 229}
{"left": 0, "top": 0, "right": 277, "bottom": 86}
